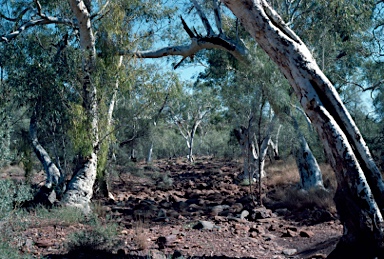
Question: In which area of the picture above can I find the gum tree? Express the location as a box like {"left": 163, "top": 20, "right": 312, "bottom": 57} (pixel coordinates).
{"left": 220, "top": 0, "right": 384, "bottom": 256}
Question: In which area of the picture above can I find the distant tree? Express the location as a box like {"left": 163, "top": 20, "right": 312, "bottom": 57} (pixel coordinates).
{"left": 166, "top": 83, "right": 218, "bottom": 162}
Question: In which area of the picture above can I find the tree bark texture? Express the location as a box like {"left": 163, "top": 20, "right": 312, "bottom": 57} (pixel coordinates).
{"left": 221, "top": 0, "right": 384, "bottom": 255}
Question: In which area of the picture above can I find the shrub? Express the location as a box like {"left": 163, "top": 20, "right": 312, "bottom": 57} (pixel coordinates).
{"left": 0, "top": 179, "right": 33, "bottom": 218}
{"left": 66, "top": 217, "right": 119, "bottom": 253}
{"left": 0, "top": 241, "right": 32, "bottom": 259}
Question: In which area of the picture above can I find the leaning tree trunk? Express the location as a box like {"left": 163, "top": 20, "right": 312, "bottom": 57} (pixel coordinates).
{"left": 221, "top": 0, "right": 384, "bottom": 256}
{"left": 62, "top": 0, "right": 99, "bottom": 213}
{"left": 291, "top": 116, "right": 324, "bottom": 190}
{"left": 30, "top": 109, "right": 63, "bottom": 204}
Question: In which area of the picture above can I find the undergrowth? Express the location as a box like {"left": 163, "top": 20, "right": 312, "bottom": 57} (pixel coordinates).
{"left": 265, "top": 161, "right": 336, "bottom": 213}
{"left": 66, "top": 216, "right": 120, "bottom": 253}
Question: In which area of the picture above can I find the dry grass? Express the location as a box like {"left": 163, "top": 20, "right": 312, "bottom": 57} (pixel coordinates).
{"left": 132, "top": 222, "right": 149, "bottom": 250}
{"left": 266, "top": 160, "right": 301, "bottom": 188}
{"left": 265, "top": 160, "right": 336, "bottom": 213}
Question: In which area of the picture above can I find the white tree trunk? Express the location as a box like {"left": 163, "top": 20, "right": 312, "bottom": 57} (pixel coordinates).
{"left": 221, "top": 0, "right": 384, "bottom": 254}
{"left": 292, "top": 117, "right": 324, "bottom": 190}
{"left": 235, "top": 115, "right": 276, "bottom": 182}
{"left": 147, "top": 142, "right": 154, "bottom": 163}
{"left": 268, "top": 124, "right": 281, "bottom": 160}
{"left": 62, "top": 0, "right": 98, "bottom": 213}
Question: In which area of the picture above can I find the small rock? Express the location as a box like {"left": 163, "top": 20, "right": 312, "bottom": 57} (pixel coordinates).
{"left": 300, "top": 229, "right": 314, "bottom": 237}
{"left": 227, "top": 216, "right": 241, "bottom": 222}
{"left": 157, "top": 208, "right": 167, "bottom": 218}
{"left": 193, "top": 220, "right": 215, "bottom": 230}
{"left": 240, "top": 210, "right": 249, "bottom": 220}
{"left": 282, "top": 248, "right": 297, "bottom": 256}
{"left": 249, "top": 225, "right": 265, "bottom": 235}
{"left": 281, "top": 229, "right": 297, "bottom": 237}
{"left": 25, "top": 238, "right": 34, "bottom": 251}
{"left": 211, "top": 205, "right": 224, "bottom": 216}
{"left": 249, "top": 231, "right": 258, "bottom": 238}
{"left": 172, "top": 250, "right": 183, "bottom": 259}
{"left": 251, "top": 207, "right": 273, "bottom": 220}
{"left": 263, "top": 233, "right": 277, "bottom": 241}
{"left": 234, "top": 223, "right": 250, "bottom": 233}
{"left": 213, "top": 216, "right": 227, "bottom": 222}
{"left": 287, "top": 226, "right": 298, "bottom": 232}
{"left": 268, "top": 224, "right": 277, "bottom": 231}
{"left": 156, "top": 234, "right": 177, "bottom": 249}
{"left": 230, "top": 203, "right": 244, "bottom": 213}
{"left": 34, "top": 239, "right": 53, "bottom": 248}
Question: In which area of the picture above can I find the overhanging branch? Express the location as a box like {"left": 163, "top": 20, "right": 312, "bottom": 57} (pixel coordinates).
{"left": 1, "top": 2, "right": 75, "bottom": 43}
{"left": 120, "top": 36, "right": 249, "bottom": 65}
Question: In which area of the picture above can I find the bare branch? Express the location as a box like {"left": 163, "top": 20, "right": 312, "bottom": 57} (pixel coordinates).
{"left": 1, "top": 17, "right": 75, "bottom": 43}
{"left": 174, "top": 56, "right": 188, "bottom": 69}
{"left": 336, "top": 74, "right": 384, "bottom": 92}
{"left": 261, "top": 0, "right": 300, "bottom": 44}
{"left": 35, "top": 0, "right": 43, "bottom": 16}
{"left": 292, "top": 104, "right": 312, "bottom": 131}
{"left": 91, "top": 0, "right": 110, "bottom": 20}
{"left": 180, "top": 16, "right": 196, "bottom": 38}
{"left": 191, "top": 0, "right": 215, "bottom": 36}
{"left": 212, "top": 0, "right": 223, "bottom": 35}
{"left": 0, "top": 7, "right": 31, "bottom": 22}
{"left": 120, "top": 36, "right": 249, "bottom": 65}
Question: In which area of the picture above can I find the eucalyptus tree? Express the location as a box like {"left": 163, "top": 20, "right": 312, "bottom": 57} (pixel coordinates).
{"left": 0, "top": 0, "right": 176, "bottom": 211}
{"left": 115, "top": 66, "right": 181, "bottom": 163}
{"left": 218, "top": 0, "right": 384, "bottom": 256}
{"left": 166, "top": 82, "right": 218, "bottom": 162}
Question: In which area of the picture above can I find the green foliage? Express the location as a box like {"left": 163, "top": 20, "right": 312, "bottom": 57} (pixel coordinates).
{"left": 68, "top": 104, "right": 93, "bottom": 157}
{"left": 0, "top": 179, "right": 33, "bottom": 218}
{"left": 0, "top": 242, "right": 32, "bottom": 259}
{"left": 33, "top": 205, "right": 86, "bottom": 225}
{"left": 154, "top": 171, "right": 174, "bottom": 190}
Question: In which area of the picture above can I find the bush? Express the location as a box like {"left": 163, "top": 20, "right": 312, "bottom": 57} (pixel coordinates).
{"left": 66, "top": 217, "right": 119, "bottom": 253}
{"left": 0, "top": 179, "right": 33, "bottom": 218}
